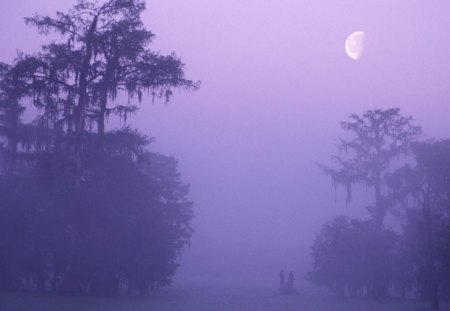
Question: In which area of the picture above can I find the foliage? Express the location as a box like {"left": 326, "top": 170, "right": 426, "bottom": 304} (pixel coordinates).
{"left": 387, "top": 140, "right": 450, "bottom": 308}
{"left": 0, "top": 0, "right": 196, "bottom": 295}
{"left": 24, "top": 0, "right": 199, "bottom": 134}
{"left": 0, "top": 129, "right": 194, "bottom": 295}
{"left": 309, "top": 216, "right": 402, "bottom": 299}
{"left": 320, "top": 108, "right": 421, "bottom": 227}
{"left": 313, "top": 138, "right": 450, "bottom": 309}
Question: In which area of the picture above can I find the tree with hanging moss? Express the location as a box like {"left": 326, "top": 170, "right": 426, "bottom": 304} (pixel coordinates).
{"left": 319, "top": 108, "right": 421, "bottom": 228}
{"left": 0, "top": 0, "right": 197, "bottom": 295}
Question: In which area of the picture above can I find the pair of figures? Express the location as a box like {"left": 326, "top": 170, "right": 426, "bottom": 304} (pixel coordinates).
{"left": 279, "top": 270, "right": 295, "bottom": 289}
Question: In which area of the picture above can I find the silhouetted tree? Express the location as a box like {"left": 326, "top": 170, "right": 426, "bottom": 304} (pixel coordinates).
{"left": 0, "top": 61, "right": 31, "bottom": 175}
{"left": 0, "top": 0, "right": 197, "bottom": 296}
{"left": 0, "top": 129, "right": 193, "bottom": 295}
{"left": 320, "top": 108, "right": 421, "bottom": 228}
{"left": 25, "top": 0, "right": 199, "bottom": 184}
{"left": 387, "top": 140, "right": 450, "bottom": 309}
{"left": 309, "top": 216, "right": 401, "bottom": 299}
{"left": 314, "top": 108, "right": 422, "bottom": 300}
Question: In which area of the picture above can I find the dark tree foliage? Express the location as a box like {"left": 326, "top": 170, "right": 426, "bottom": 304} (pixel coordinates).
{"left": 386, "top": 140, "right": 450, "bottom": 309}
{"left": 0, "top": 0, "right": 196, "bottom": 296}
{"left": 0, "top": 130, "right": 193, "bottom": 294}
{"left": 24, "top": 0, "right": 199, "bottom": 190}
{"left": 309, "top": 216, "right": 402, "bottom": 299}
{"left": 0, "top": 61, "right": 31, "bottom": 176}
{"left": 312, "top": 137, "right": 450, "bottom": 309}
{"left": 24, "top": 0, "right": 199, "bottom": 135}
{"left": 320, "top": 108, "right": 421, "bottom": 228}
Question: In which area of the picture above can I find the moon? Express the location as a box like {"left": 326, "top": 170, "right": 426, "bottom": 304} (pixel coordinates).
{"left": 345, "top": 31, "right": 365, "bottom": 60}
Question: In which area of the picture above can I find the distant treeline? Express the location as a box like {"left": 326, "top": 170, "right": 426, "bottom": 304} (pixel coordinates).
{"left": 0, "top": 0, "right": 198, "bottom": 295}
{"left": 311, "top": 108, "right": 450, "bottom": 310}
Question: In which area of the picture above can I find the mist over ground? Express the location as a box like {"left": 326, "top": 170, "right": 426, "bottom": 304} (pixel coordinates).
{"left": 1, "top": 0, "right": 450, "bottom": 305}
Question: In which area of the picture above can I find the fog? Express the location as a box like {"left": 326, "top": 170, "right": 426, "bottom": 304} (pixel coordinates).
{"left": 1, "top": 0, "right": 450, "bottom": 292}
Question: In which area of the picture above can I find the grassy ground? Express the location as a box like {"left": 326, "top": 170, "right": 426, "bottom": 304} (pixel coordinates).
{"left": 1, "top": 285, "right": 449, "bottom": 311}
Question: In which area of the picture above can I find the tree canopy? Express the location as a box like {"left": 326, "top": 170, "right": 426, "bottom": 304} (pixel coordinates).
{"left": 0, "top": 0, "right": 197, "bottom": 295}
{"left": 320, "top": 108, "right": 421, "bottom": 227}
{"left": 313, "top": 113, "right": 450, "bottom": 310}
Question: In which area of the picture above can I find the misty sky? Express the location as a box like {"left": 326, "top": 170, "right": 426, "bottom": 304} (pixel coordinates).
{"left": 1, "top": 0, "right": 450, "bottom": 285}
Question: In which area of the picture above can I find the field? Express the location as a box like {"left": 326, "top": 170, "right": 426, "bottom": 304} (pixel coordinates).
{"left": 1, "top": 284, "right": 449, "bottom": 311}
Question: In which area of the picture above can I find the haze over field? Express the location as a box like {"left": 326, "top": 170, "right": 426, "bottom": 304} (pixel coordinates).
{"left": 1, "top": 0, "right": 450, "bottom": 290}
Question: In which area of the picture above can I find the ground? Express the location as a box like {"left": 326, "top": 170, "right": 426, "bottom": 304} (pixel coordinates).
{"left": 1, "top": 284, "right": 449, "bottom": 311}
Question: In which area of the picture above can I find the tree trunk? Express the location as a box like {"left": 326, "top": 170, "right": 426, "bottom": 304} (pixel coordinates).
{"left": 37, "top": 274, "right": 46, "bottom": 293}
{"left": 374, "top": 175, "right": 384, "bottom": 229}
{"left": 74, "top": 14, "right": 98, "bottom": 188}
{"left": 139, "top": 280, "right": 149, "bottom": 295}
{"left": 4, "top": 103, "right": 19, "bottom": 176}
{"left": 61, "top": 15, "right": 98, "bottom": 295}
{"left": 98, "top": 79, "right": 109, "bottom": 136}
{"left": 97, "top": 53, "right": 118, "bottom": 136}
{"left": 424, "top": 205, "right": 440, "bottom": 310}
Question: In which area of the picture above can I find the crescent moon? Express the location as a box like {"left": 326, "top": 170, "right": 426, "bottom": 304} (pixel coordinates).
{"left": 345, "top": 31, "right": 365, "bottom": 60}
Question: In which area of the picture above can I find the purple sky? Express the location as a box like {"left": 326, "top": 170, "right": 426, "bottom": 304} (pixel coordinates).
{"left": 1, "top": 0, "right": 450, "bottom": 285}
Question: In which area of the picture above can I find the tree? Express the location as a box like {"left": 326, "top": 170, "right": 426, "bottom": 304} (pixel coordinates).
{"left": 320, "top": 108, "right": 421, "bottom": 228}
{"left": 0, "top": 61, "right": 31, "bottom": 175}
{"left": 20, "top": 0, "right": 198, "bottom": 293}
{"left": 387, "top": 140, "right": 450, "bottom": 309}
{"left": 315, "top": 108, "right": 422, "bottom": 300}
{"left": 0, "top": 0, "right": 197, "bottom": 295}
{"left": 25, "top": 0, "right": 199, "bottom": 185}
{"left": 0, "top": 129, "right": 194, "bottom": 295}
{"left": 309, "top": 216, "right": 401, "bottom": 299}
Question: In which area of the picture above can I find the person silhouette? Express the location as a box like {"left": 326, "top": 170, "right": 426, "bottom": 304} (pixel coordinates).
{"left": 279, "top": 270, "right": 285, "bottom": 287}
{"left": 288, "top": 271, "right": 295, "bottom": 288}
